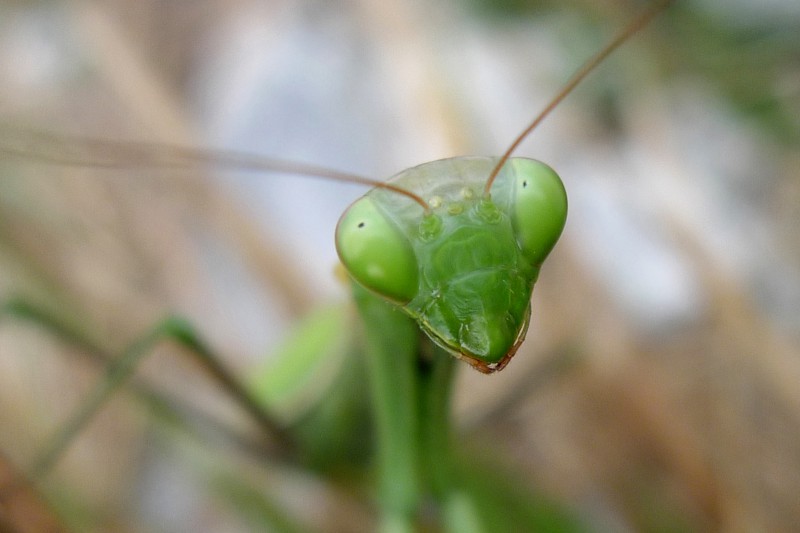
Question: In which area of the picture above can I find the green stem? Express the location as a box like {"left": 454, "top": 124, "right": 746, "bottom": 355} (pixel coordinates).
{"left": 1, "top": 299, "right": 291, "bottom": 480}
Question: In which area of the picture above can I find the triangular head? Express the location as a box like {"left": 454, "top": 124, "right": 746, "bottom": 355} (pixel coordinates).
{"left": 336, "top": 157, "right": 567, "bottom": 373}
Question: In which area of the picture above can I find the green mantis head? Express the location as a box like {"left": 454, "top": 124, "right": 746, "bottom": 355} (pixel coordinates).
{"left": 336, "top": 157, "right": 567, "bottom": 373}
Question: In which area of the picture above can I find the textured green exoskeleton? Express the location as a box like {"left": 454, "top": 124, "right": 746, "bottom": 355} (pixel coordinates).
{"left": 336, "top": 157, "right": 567, "bottom": 373}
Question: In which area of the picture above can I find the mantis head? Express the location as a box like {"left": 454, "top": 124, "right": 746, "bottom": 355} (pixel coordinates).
{"left": 336, "top": 157, "right": 567, "bottom": 373}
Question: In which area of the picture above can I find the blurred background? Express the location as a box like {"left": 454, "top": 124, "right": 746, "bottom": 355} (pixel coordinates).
{"left": 0, "top": 0, "right": 799, "bottom": 531}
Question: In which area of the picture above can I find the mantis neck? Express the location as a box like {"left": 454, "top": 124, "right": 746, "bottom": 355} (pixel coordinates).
{"left": 352, "top": 283, "right": 458, "bottom": 530}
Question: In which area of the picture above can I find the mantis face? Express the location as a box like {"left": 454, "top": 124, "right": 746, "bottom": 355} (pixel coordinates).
{"left": 336, "top": 157, "right": 567, "bottom": 372}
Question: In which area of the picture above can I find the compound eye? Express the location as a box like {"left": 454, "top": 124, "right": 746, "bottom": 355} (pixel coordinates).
{"left": 509, "top": 159, "right": 568, "bottom": 266}
{"left": 335, "top": 197, "right": 418, "bottom": 303}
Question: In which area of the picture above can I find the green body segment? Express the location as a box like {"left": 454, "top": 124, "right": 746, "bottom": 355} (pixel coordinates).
{"left": 336, "top": 157, "right": 567, "bottom": 372}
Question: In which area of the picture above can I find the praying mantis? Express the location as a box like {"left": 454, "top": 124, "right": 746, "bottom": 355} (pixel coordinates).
{"left": 0, "top": 1, "right": 683, "bottom": 531}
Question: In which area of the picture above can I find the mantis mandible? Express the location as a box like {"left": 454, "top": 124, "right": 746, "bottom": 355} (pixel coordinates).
{"left": 0, "top": 1, "right": 673, "bottom": 531}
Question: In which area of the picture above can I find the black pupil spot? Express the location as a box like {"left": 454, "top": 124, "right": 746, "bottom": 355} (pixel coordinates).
{"left": 358, "top": 221, "right": 365, "bottom": 228}
{"left": 522, "top": 180, "right": 528, "bottom": 188}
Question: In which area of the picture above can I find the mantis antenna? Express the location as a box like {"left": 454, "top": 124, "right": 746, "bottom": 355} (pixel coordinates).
{"left": 0, "top": 130, "right": 431, "bottom": 212}
{"left": 483, "top": 0, "right": 674, "bottom": 196}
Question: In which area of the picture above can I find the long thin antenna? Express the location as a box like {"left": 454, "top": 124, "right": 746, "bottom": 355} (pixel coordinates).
{"left": 483, "top": 0, "right": 673, "bottom": 195}
{"left": 0, "top": 130, "right": 431, "bottom": 212}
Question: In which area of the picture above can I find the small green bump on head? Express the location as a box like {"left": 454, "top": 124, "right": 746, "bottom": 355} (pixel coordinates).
{"left": 509, "top": 159, "right": 567, "bottom": 266}
{"left": 418, "top": 213, "right": 443, "bottom": 242}
{"left": 474, "top": 197, "right": 502, "bottom": 224}
{"left": 336, "top": 197, "right": 419, "bottom": 303}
